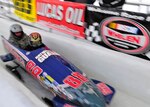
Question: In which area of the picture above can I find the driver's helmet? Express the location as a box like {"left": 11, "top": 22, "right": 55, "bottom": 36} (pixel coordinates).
{"left": 99, "top": 0, "right": 125, "bottom": 8}
{"left": 29, "top": 32, "right": 42, "bottom": 47}
{"left": 10, "top": 24, "right": 24, "bottom": 40}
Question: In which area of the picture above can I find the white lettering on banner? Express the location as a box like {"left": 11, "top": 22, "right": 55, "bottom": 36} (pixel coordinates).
{"left": 38, "top": 20, "right": 80, "bottom": 35}
{"left": 87, "top": 6, "right": 146, "bottom": 21}
{"left": 37, "top": 2, "right": 63, "bottom": 21}
{"left": 108, "top": 29, "right": 140, "bottom": 44}
{"left": 104, "top": 27, "right": 146, "bottom": 46}
{"left": 65, "top": 7, "right": 84, "bottom": 26}
{"left": 121, "top": 12, "right": 145, "bottom": 21}
{"left": 87, "top": 6, "right": 119, "bottom": 16}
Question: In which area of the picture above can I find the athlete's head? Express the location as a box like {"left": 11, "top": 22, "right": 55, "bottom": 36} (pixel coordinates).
{"left": 29, "top": 32, "right": 42, "bottom": 47}
{"left": 10, "top": 24, "right": 24, "bottom": 40}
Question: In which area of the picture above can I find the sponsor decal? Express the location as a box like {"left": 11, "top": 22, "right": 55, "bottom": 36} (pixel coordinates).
{"left": 26, "top": 60, "right": 43, "bottom": 78}
{"left": 35, "top": 50, "right": 59, "bottom": 63}
{"left": 63, "top": 72, "right": 88, "bottom": 88}
{"left": 36, "top": 0, "right": 86, "bottom": 38}
{"left": 37, "top": 2, "right": 64, "bottom": 21}
{"left": 87, "top": 6, "right": 146, "bottom": 21}
{"left": 87, "top": 6, "right": 119, "bottom": 16}
{"left": 38, "top": 72, "right": 59, "bottom": 93}
{"left": 26, "top": 61, "right": 58, "bottom": 92}
{"left": 120, "top": 12, "right": 145, "bottom": 21}
{"left": 37, "top": 2, "right": 84, "bottom": 26}
{"left": 100, "top": 17, "right": 150, "bottom": 54}
{"left": 108, "top": 22, "right": 139, "bottom": 34}
{"left": 42, "top": 72, "right": 55, "bottom": 83}
{"left": 97, "top": 83, "right": 113, "bottom": 96}
{"left": 106, "top": 28, "right": 141, "bottom": 45}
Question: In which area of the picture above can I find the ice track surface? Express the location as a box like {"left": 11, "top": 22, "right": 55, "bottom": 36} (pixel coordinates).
{"left": 0, "top": 17, "right": 150, "bottom": 107}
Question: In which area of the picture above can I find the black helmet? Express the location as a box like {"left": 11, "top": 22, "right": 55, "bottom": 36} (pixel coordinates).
{"left": 10, "top": 24, "right": 24, "bottom": 40}
{"left": 99, "top": 0, "right": 125, "bottom": 8}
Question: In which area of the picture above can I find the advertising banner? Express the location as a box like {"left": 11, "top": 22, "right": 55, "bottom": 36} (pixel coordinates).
{"left": 12, "top": 0, "right": 36, "bottom": 22}
{"left": 85, "top": 5, "right": 150, "bottom": 55}
{"left": 36, "top": 0, "right": 86, "bottom": 38}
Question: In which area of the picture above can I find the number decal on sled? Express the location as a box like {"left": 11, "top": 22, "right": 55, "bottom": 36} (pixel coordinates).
{"left": 97, "top": 83, "right": 113, "bottom": 96}
{"left": 63, "top": 72, "right": 88, "bottom": 88}
{"left": 26, "top": 60, "right": 36, "bottom": 71}
{"left": 26, "top": 60, "right": 43, "bottom": 78}
{"left": 72, "top": 72, "right": 88, "bottom": 82}
{"left": 63, "top": 76, "right": 82, "bottom": 88}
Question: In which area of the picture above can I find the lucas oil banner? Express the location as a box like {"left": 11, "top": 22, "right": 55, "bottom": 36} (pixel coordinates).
{"left": 85, "top": 5, "right": 150, "bottom": 55}
{"left": 12, "top": 0, "right": 36, "bottom": 22}
{"left": 36, "top": 0, "right": 86, "bottom": 38}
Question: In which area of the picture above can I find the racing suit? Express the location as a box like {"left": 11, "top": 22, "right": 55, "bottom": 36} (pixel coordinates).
{"left": 8, "top": 33, "right": 29, "bottom": 49}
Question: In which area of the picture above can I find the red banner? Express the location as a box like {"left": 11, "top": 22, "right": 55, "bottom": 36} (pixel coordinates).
{"left": 36, "top": 0, "right": 86, "bottom": 38}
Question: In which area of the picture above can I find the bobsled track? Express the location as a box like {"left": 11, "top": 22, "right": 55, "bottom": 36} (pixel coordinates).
{"left": 0, "top": 16, "right": 150, "bottom": 107}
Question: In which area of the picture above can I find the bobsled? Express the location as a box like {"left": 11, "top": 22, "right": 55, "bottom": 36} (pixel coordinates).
{"left": 0, "top": 36, "right": 115, "bottom": 107}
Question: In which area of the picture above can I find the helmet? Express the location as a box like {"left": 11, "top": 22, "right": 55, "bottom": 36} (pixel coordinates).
{"left": 10, "top": 24, "right": 24, "bottom": 40}
{"left": 99, "top": 0, "right": 125, "bottom": 8}
{"left": 29, "top": 32, "right": 42, "bottom": 47}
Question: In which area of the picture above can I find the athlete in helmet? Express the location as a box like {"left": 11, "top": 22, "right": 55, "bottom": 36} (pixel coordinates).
{"left": 99, "top": 0, "right": 125, "bottom": 9}
{"left": 28, "top": 32, "right": 44, "bottom": 50}
{"left": 9, "top": 24, "right": 29, "bottom": 49}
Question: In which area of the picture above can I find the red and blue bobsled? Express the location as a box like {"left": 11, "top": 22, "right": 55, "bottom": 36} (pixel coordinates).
{"left": 1, "top": 36, "right": 115, "bottom": 107}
